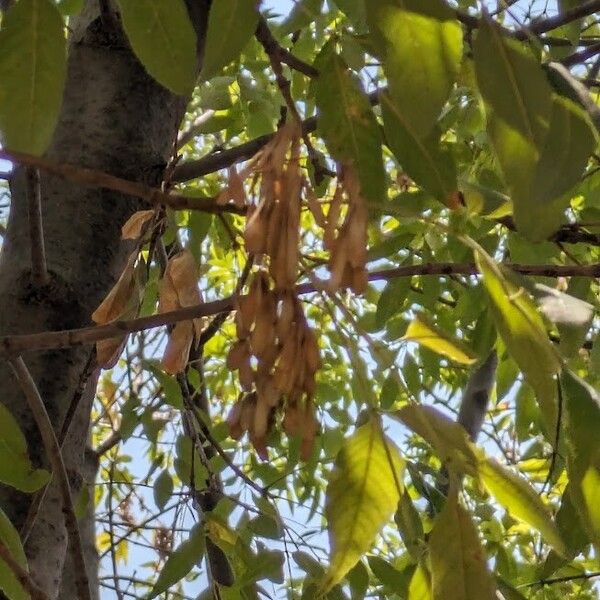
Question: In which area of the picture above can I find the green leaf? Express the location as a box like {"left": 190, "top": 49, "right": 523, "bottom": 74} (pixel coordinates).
{"left": 540, "top": 484, "right": 590, "bottom": 577}
{"left": 473, "top": 20, "right": 594, "bottom": 241}
{"left": 368, "top": 0, "right": 462, "bottom": 138}
{"left": 393, "top": 405, "right": 478, "bottom": 475}
{"left": 147, "top": 523, "right": 205, "bottom": 598}
{"left": 315, "top": 42, "right": 385, "bottom": 204}
{"left": 280, "top": 0, "right": 324, "bottom": 34}
{"left": 403, "top": 314, "right": 477, "bottom": 365}
{"left": 368, "top": 555, "right": 408, "bottom": 590}
{"left": 475, "top": 250, "right": 561, "bottom": 433}
{"left": 0, "top": 507, "right": 28, "bottom": 600}
{"left": 518, "top": 96, "right": 597, "bottom": 241}
{"left": 148, "top": 364, "right": 183, "bottom": 409}
{"left": 478, "top": 457, "right": 566, "bottom": 555}
{"left": 379, "top": 373, "right": 400, "bottom": 410}
{"left": 0, "top": 0, "right": 66, "bottom": 155}
{"left": 395, "top": 492, "right": 425, "bottom": 562}
{"left": 322, "top": 417, "right": 405, "bottom": 591}
{"left": 531, "top": 97, "right": 596, "bottom": 208}
{"left": 376, "top": 278, "right": 410, "bottom": 328}
{"left": 381, "top": 91, "right": 457, "bottom": 203}
{"left": 346, "top": 560, "right": 369, "bottom": 600}
{"left": 474, "top": 17, "right": 551, "bottom": 148}
{"left": 200, "top": 0, "right": 258, "bottom": 81}
{"left": 334, "top": 0, "right": 367, "bottom": 31}
{"left": 0, "top": 403, "right": 50, "bottom": 492}
{"left": 116, "top": 0, "right": 197, "bottom": 95}
{"left": 153, "top": 469, "right": 173, "bottom": 511}
{"left": 561, "top": 370, "right": 600, "bottom": 550}
{"left": 429, "top": 491, "right": 496, "bottom": 600}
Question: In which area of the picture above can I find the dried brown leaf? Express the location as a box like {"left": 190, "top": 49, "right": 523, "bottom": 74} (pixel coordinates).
{"left": 161, "top": 321, "right": 194, "bottom": 374}
{"left": 121, "top": 210, "right": 155, "bottom": 240}
{"left": 92, "top": 252, "right": 138, "bottom": 324}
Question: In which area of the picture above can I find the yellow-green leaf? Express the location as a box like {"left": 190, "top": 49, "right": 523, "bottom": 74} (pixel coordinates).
{"left": 403, "top": 314, "right": 477, "bottom": 365}
{"left": 322, "top": 417, "right": 405, "bottom": 591}
{"left": 561, "top": 370, "right": 600, "bottom": 551}
{"left": 0, "top": 507, "right": 28, "bottom": 600}
{"left": 0, "top": 403, "right": 50, "bottom": 493}
{"left": 315, "top": 41, "right": 385, "bottom": 204}
{"left": 0, "top": 0, "right": 66, "bottom": 155}
{"left": 368, "top": 0, "right": 462, "bottom": 138}
{"left": 116, "top": 0, "right": 197, "bottom": 95}
{"left": 475, "top": 17, "right": 551, "bottom": 147}
{"left": 200, "top": 0, "right": 258, "bottom": 81}
{"left": 475, "top": 249, "right": 561, "bottom": 433}
{"left": 393, "top": 405, "right": 478, "bottom": 476}
{"left": 408, "top": 564, "right": 432, "bottom": 600}
{"left": 473, "top": 19, "right": 594, "bottom": 241}
{"left": 478, "top": 457, "right": 566, "bottom": 555}
{"left": 429, "top": 491, "right": 496, "bottom": 600}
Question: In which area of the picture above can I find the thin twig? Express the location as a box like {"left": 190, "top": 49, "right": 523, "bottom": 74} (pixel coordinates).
{"left": 177, "top": 110, "right": 216, "bottom": 149}
{"left": 1, "top": 261, "right": 599, "bottom": 356}
{"left": 0, "top": 539, "right": 50, "bottom": 600}
{"left": 562, "top": 41, "right": 600, "bottom": 67}
{"left": 9, "top": 357, "right": 92, "bottom": 600}
{"left": 455, "top": 0, "right": 600, "bottom": 41}
{"left": 189, "top": 401, "right": 269, "bottom": 499}
{"left": 255, "top": 16, "right": 318, "bottom": 77}
{"left": 26, "top": 167, "right": 49, "bottom": 286}
{"left": 523, "top": 571, "right": 600, "bottom": 587}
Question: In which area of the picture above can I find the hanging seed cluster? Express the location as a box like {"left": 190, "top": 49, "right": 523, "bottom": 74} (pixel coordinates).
{"left": 243, "top": 123, "right": 302, "bottom": 291}
{"left": 226, "top": 124, "right": 320, "bottom": 459}
{"left": 322, "top": 165, "right": 369, "bottom": 293}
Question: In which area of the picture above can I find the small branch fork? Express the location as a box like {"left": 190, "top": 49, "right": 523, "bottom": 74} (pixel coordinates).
{"left": 0, "top": 260, "right": 598, "bottom": 357}
{"left": 255, "top": 16, "right": 318, "bottom": 78}
{"left": 25, "top": 167, "right": 49, "bottom": 287}
{"left": 9, "top": 357, "right": 92, "bottom": 600}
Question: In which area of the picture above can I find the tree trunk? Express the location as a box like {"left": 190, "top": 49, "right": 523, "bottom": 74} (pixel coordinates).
{"left": 0, "top": 1, "right": 208, "bottom": 597}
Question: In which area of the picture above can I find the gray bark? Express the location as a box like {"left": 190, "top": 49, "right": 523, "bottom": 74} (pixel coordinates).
{"left": 0, "top": 1, "right": 209, "bottom": 597}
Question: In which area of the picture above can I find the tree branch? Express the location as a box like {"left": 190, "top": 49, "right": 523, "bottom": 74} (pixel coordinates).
{"left": 255, "top": 16, "right": 319, "bottom": 77}
{"left": 527, "top": 0, "right": 600, "bottom": 37}
{"left": 562, "top": 41, "right": 600, "bottom": 67}
{"left": 0, "top": 149, "right": 243, "bottom": 215}
{"left": 455, "top": 0, "right": 600, "bottom": 41}
{"left": 8, "top": 357, "right": 92, "bottom": 600}
{"left": 1, "top": 261, "right": 598, "bottom": 357}
{"left": 26, "top": 167, "right": 49, "bottom": 287}
{"left": 496, "top": 215, "right": 600, "bottom": 246}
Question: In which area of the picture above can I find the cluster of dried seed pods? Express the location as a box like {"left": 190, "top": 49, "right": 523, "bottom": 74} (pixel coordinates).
{"left": 243, "top": 122, "right": 302, "bottom": 291}
{"left": 221, "top": 123, "right": 322, "bottom": 459}
{"left": 226, "top": 272, "right": 320, "bottom": 459}
{"left": 157, "top": 249, "right": 204, "bottom": 374}
{"left": 92, "top": 250, "right": 146, "bottom": 368}
{"left": 322, "top": 165, "right": 369, "bottom": 293}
